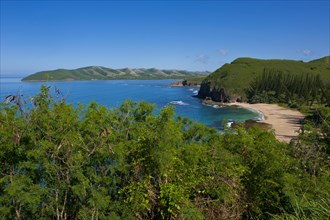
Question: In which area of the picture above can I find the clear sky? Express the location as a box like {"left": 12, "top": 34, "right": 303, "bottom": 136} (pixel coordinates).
{"left": 1, "top": 0, "right": 329, "bottom": 76}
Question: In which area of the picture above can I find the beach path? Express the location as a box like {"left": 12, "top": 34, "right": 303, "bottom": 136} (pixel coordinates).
{"left": 230, "top": 103, "right": 305, "bottom": 143}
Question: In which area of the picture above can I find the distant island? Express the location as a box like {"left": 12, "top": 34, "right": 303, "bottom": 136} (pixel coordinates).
{"left": 21, "top": 66, "right": 210, "bottom": 81}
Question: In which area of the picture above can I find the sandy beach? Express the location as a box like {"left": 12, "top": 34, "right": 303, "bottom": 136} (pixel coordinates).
{"left": 227, "top": 102, "right": 305, "bottom": 143}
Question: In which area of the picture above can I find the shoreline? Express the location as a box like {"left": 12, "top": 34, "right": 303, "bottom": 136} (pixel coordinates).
{"left": 226, "top": 102, "right": 305, "bottom": 143}
{"left": 229, "top": 103, "right": 266, "bottom": 121}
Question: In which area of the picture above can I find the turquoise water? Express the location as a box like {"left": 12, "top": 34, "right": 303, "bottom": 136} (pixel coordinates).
{"left": 0, "top": 78, "right": 261, "bottom": 129}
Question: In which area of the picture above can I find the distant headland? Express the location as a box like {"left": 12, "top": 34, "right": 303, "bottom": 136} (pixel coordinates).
{"left": 21, "top": 66, "right": 210, "bottom": 81}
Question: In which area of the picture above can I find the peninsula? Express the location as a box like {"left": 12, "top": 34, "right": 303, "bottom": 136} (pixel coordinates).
{"left": 195, "top": 56, "right": 329, "bottom": 143}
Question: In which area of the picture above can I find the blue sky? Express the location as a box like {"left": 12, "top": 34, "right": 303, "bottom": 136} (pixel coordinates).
{"left": 1, "top": 0, "right": 329, "bottom": 76}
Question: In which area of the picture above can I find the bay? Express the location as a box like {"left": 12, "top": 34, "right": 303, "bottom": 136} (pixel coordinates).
{"left": 0, "top": 77, "right": 261, "bottom": 129}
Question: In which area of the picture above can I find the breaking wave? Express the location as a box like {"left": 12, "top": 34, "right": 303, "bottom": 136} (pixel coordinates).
{"left": 227, "top": 121, "right": 234, "bottom": 127}
{"left": 212, "top": 105, "right": 223, "bottom": 109}
{"left": 169, "top": 101, "right": 189, "bottom": 106}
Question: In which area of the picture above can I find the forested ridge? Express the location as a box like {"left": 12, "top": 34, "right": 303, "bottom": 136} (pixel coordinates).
{"left": 247, "top": 69, "right": 330, "bottom": 107}
{"left": 0, "top": 86, "right": 329, "bottom": 219}
{"left": 198, "top": 56, "right": 330, "bottom": 102}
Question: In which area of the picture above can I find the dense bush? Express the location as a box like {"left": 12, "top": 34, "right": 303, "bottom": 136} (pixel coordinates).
{"left": 0, "top": 86, "right": 329, "bottom": 219}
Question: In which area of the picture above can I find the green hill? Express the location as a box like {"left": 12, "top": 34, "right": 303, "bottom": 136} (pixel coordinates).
{"left": 22, "top": 66, "right": 210, "bottom": 81}
{"left": 198, "top": 56, "right": 330, "bottom": 101}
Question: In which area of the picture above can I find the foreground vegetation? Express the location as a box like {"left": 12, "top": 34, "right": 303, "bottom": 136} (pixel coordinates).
{"left": 1, "top": 86, "right": 329, "bottom": 219}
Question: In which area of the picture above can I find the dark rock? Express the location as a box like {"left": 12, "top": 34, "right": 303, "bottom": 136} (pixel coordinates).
{"left": 197, "top": 81, "right": 230, "bottom": 102}
{"left": 236, "top": 96, "right": 243, "bottom": 102}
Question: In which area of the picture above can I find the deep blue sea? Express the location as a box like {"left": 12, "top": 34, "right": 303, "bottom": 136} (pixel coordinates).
{"left": 0, "top": 77, "right": 261, "bottom": 129}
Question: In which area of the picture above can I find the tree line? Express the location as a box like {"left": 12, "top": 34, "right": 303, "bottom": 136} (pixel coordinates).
{"left": 0, "top": 86, "right": 329, "bottom": 219}
{"left": 247, "top": 69, "right": 330, "bottom": 107}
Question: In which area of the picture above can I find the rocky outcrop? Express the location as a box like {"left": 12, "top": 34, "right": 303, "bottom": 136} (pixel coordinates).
{"left": 170, "top": 81, "right": 184, "bottom": 86}
{"left": 197, "top": 81, "right": 231, "bottom": 102}
{"left": 170, "top": 79, "right": 201, "bottom": 87}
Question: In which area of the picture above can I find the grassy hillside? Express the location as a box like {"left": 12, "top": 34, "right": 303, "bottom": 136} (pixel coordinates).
{"left": 202, "top": 56, "right": 330, "bottom": 98}
{"left": 22, "top": 66, "right": 210, "bottom": 81}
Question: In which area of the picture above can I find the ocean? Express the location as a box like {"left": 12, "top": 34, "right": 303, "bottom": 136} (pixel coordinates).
{"left": 0, "top": 77, "right": 261, "bottom": 129}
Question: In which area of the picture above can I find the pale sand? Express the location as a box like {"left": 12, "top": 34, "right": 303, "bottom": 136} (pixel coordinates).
{"left": 227, "top": 102, "right": 305, "bottom": 143}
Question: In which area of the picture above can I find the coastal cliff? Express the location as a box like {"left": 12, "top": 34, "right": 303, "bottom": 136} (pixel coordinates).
{"left": 197, "top": 81, "right": 231, "bottom": 102}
